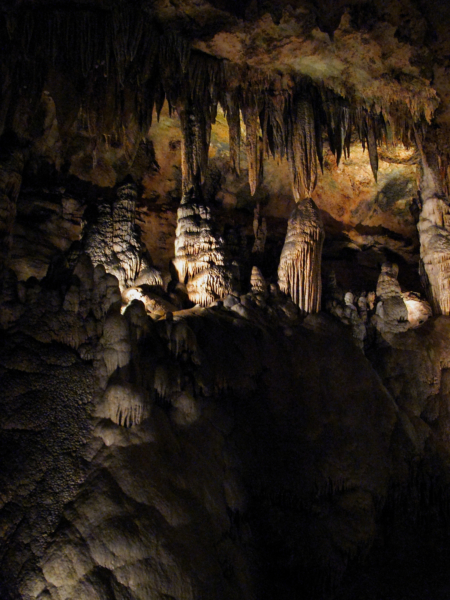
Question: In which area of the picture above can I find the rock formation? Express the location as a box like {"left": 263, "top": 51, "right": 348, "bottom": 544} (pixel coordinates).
{"left": 373, "top": 262, "right": 410, "bottom": 334}
{"left": 278, "top": 198, "right": 325, "bottom": 314}
{"left": 80, "top": 181, "right": 162, "bottom": 292}
{"left": 173, "top": 195, "right": 234, "bottom": 306}
{"left": 417, "top": 196, "right": 450, "bottom": 314}
{"left": 252, "top": 203, "right": 267, "bottom": 255}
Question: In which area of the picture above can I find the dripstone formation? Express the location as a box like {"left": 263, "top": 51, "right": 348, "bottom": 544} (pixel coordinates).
{"left": 278, "top": 198, "right": 325, "bottom": 314}
{"left": 4, "top": 2, "right": 450, "bottom": 599}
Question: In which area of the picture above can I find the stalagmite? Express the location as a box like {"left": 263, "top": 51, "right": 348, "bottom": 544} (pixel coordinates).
{"left": 186, "top": 266, "right": 233, "bottom": 307}
{"left": 250, "top": 266, "right": 267, "bottom": 295}
{"left": 373, "top": 262, "right": 409, "bottom": 334}
{"left": 172, "top": 195, "right": 234, "bottom": 306}
{"left": 417, "top": 198, "right": 450, "bottom": 314}
{"left": 278, "top": 198, "right": 325, "bottom": 314}
{"left": 74, "top": 180, "right": 162, "bottom": 292}
{"left": 242, "top": 101, "right": 261, "bottom": 196}
{"left": 111, "top": 181, "right": 141, "bottom": 284}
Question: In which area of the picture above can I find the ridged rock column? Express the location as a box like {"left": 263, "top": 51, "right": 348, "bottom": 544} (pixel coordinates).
{"left": 417, "top": 197, "right": 450, "bottom": 314}
{"left": 174, "top": 99, "right": 234, "bottom": 306}
{"left": 416, "top": 131, "right": 450, "bottom": 314}
{"left": 278, "top": 197, "right": 325, "bottom": 313}
{"left": 172, "top": 196, "right": 232, "bottom": 306}
{"left": 80, "top": 180, "right": 162, "bottom": 291}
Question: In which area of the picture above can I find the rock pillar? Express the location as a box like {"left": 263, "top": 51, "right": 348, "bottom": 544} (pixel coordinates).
{"left": 172, "top": 195, "right": 232, "bottom": 306}
{"left": 416, "top": 130, "right": 450, "bottom": 314}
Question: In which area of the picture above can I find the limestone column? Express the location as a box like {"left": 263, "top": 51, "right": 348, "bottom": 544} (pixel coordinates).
{"left": 173, "top": 101, "right": 234, "bottom": 305}
{"left": 416, "top": 129, "right": 450, "bottom": 314}
{"left": 278, "top": 197, "right": 325, "bottom": 314}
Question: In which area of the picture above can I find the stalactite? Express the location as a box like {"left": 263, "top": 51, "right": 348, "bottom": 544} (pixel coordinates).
{"left": 356, "top": 108, "right": 387, "bottom": 182}
{"left": 225, "top": 91, "right": 241, "bottom": 175}
{"left": 98, "top": 383, "right": 149, "bottom": 428}
{"left": 242, "top": 97, "right": 261, "bottom": 196}
{"left": 264, "top": 89, "right": 288, "bottom": 160}
{"left": 178, "top": 101, "right": 211, "bottom": 196}
{"left": 0, "top": 6, "right": 419, "bottom": 178}
{"left": 287, "top": 92, "right": 318, "bottom": 201}
{"left": 322, "top": 92, "right": 352, "bottom": 166}
{"left": 278, "top": 198, "right": 325, "bottom": 314}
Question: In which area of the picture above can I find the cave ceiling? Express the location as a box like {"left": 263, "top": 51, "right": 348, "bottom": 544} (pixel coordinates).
{"left": 2, "top": 0, "right": 450, "bottom": 290}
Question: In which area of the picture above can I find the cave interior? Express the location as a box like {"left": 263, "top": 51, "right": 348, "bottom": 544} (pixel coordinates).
{"left": 3, "top": 1, "right": 450, "bottom": 599}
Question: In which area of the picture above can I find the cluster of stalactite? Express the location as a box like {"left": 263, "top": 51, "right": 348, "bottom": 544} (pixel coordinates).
{"left": 0, "top": 6, "right": 424, "bottom": 198}
{"left": 172, "top": 195, "right": 233, "bottom": 306}
{"left": 278, "top": 198, "right": 325, "bottom": 314}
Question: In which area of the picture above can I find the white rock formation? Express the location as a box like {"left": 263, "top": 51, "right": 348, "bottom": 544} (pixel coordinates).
{"left": 278, "top": 198, "right": 325, "bottom": 314}
{"left": 402, "top": 291, "right": 432, "bottom": 328}
{"left": 96, "top": 382, "right": 150, "bottom": 427}
{"left": 82, "top": 181, "right": 162, "bottom": 291}
{"left": 250, "top": 266, "right": 267, "bottom": 295}
{"left": 172, "top": 195, "right": 233, "bottom": 306}
{"left": 417, "top": 196, "right": 450, "bottom": 315}
{"left": 122, "top": 286, "right": 176, "bottom": 318}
